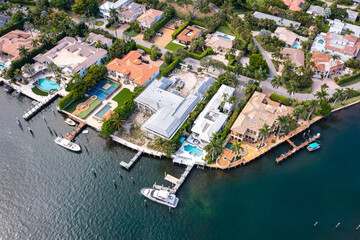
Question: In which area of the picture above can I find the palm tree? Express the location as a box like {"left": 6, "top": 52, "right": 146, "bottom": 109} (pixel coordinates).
{"left": 39, "top": 33, "right": 47, "bottom": 44}
{"left": 110, "top": 113, "right": 125, "bottom": 131}
{"left": 314, "top": 89, "right": 328, "bottom": 102}
{"left": 153, "top": 137, "right": 166, "bottom": 151}
{"left": 24, "top": 22, "right": 34, "bottom": 37}
{"left": 276, "top": 115, "right": 288, "bottom": 136}
{"left": 47, "top": 61, "right": 57, "bottom": 73}
{"left": 13, "top": 69, "right": 23, "bottom": 82}
{"left": 332, "top": 54, "right": 340, "bottom": 60}
{"left": 271, "top": 76, "right": 282, "bottom": 89}
{"left": 230, "top": 141, "right": 244, "bottom": 160}
{"left": 306, "top": 100, "right": 318, "bottom": 120}
{"left": 79, "top": 15, "right": 87, "bottom": 23}
{"left": 89, "top": 17, "right": 96, "bottom": 28}
{"left": 293, "top": 104, "right": 307, "bottom": 120}
{"left": 18, "top": 46, "right": 28, "bottom": 58}
{"left": 70, "top": 73, "right": 82, "bottom": 83}
{"left": 23, "top": 63, "right": 34, "bottom": 76}
{"left": 31, "top": 39, "right": 38, "bottom": 48}
{"left": 228, "top": 95, "right": 238, "bottom": 104}
{"left": 272, "top": 50, "right": 283, "bottom": 60}
{"left": 343, "top": 88, "right": 358, "bottom": 104}
{"left": 258, "top": 124, "right": 271, "bottom": 147}
{"left": 204, "top": 138, "right": 222, "bottom": 162}
{"left": 109, "top": 8, "right": 118, "bottom": 24}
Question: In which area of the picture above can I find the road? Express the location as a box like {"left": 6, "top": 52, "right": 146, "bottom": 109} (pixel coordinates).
{"left": 253, "top": 38, "right": 277, "bottom": 79}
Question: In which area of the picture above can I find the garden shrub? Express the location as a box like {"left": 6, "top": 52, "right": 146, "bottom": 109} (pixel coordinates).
{"left": 269, "top": 93, "right": 291, "bottom": 106}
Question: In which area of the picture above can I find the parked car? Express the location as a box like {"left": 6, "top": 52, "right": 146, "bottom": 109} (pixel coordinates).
{"left": 178, "top": 81, "right": 184, "bottom": 89}
{"left": 184, "top": 45, "right": 188, "bottom": 50}
{"left": 149, "top": 39, "right": 154, "bottom": 43}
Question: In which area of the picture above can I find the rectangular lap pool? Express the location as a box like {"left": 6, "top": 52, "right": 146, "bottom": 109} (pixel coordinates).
{"left": 95, "top": 104, "right": 111, "bottom": 118}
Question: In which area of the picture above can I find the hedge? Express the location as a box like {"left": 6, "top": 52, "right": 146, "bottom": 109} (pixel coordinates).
{"left": 269, "top": 93, "right": 291, "bottom": 106}
{"left": 187, "top": 47, "right": 213, "bottom": 60}
{"left": 225, "top": 21, "right": 246, "bottom": 43}
{"left": 151, "top": 16, "right": 172, "bottom": 33}
{"left": 58, "top": 93, "right": 73, "bottom": 110}
{"left": 159, "top": 58, "right": 180, "bottom": 77}
{"left": 0, "top": 20, "right": 24, "bottom": 37}
{"left": 337, "top": 72, "right": 360, "bottom": 86}
{"left": 191, "top": 20, "right": 206, "bottom": 28}
{"left": 171, "top": 21, "right": 190, "bottom": 39}
{"left": 126, "top": 40, "right": 136, "bottom": 53}
{"left": 8, "top": 0, "right": 36, "bottom": 5}
{"left": 136, "top": 44, "right": 152, "bottom": 55}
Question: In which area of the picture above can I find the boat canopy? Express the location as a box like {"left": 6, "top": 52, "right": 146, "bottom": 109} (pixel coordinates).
{"left": 309, "top": 142, "right": 319, "bottom": 148}
{"left": 157, "top": 190, "right": 170, "bottom": 199}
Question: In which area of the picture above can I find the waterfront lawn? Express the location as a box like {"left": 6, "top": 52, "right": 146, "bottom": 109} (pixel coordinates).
{"left": 64, "top": 97, "right": 88, "bottom": 114}
{"left": 31, "top": 87, "right": 49, "bottom": 96}
{"left": 78, "top": 99, "right": 102, "bottom": 119}
{"left": 333, "top": 95, "right": 360, "bottom": 109}
{"left": 165, "top": 41, "right": 184, "bottom": 51}
{"left": 112, "top": 88, "right": 134, "bottom": 108}
{"left": 216, "top": 25, "right": 235, "bottom": 36}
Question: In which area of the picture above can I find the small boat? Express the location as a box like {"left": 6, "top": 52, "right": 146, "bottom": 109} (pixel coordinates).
{"left": 4, "top": 85, "right": 14, "bottom": 93}
{"left": 54, "top": 137, "right": 81, "bottom": 152}
{"left": 141, "top": 188, "right": 179, "bottom": 208}
{"left": 65, "top": 118, "right": 76, "bottom": 126}
{"left": 32, "top": 101, "right": 39, "bottom": 105}
{"left": 82, "top": 129, "right": 89, "bottom": 134}
{"left": 307, "top": 142, "right": 320, "bottom": 152}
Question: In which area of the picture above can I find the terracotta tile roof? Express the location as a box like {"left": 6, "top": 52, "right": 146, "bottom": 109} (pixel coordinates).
{"left": 231, "top": 91, "right": 292, "bottom": 138}
{"left": 137, "top": 9, "right": 163, "bottom": 24}
{"left": 311, "top": 51, "right": 343, "bottom": 72}
{"left": 281, "top": 48, "right": 304, "bottom": 68}
{"left": 283, "top": 0, "right": 305, "bottom": 11}
{"left": 0, "top": 30, "right": 39, "bottom": 60}
{"left": 177, "top": 26, "right": 202, "bottom": 43}
{"left": 106, "top": 51, "right": 159, "bottom": 86}
{"left": 274, "top": 27, "right": 298, "bottom": 46}
{"left": 324, "top": 32, "right": 360, "bottom": 57}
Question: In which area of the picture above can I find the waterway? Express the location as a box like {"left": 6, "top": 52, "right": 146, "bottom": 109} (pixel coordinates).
{"left": 1, "top": 90, "right": 360, "bottom": 239}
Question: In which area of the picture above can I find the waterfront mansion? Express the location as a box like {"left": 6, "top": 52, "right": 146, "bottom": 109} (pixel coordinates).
{"left": 230, "top": 91, "right": 292, "bottom": 143}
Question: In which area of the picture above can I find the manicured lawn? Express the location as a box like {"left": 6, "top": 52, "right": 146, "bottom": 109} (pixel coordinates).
{"left": 165, "top": 41, "right": 184, "bottom": 51}
{"left": 31, "top": 87, "right": 48, "bottom": 96}
{"left": 78, "top": 99, "right": 102, "bottom": 119}
{"left": 125, "top": 30, "right": 139, "bottom": 37}
{"left": 96, "top": 21, "right": 104, "bottom": 26}
{"left": 333, "top": 95, "right": 360, "bottom": 109}
{"left": 216, "top": 25, "right": 235, "bottom": 36}
{"left": 64, "top": 97, "right": 88, "bottom": 114}
{"left": 112, "top": 88, "right": 134, "bottom": 109}
{"left": 160, "top": 62, "right": 170, "bottom": 72}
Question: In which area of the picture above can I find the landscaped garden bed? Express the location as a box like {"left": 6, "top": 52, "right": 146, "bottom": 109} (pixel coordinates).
{"left": 31, "top": 86, "right": 49, "bottom": 96}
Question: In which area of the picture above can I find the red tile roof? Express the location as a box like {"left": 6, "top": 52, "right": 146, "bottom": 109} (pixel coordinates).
{"left": 106, "top": 51, "right": 159, "bottom": 86}
{"left": 282, "top": 0, "right": 305, "bottom": 11}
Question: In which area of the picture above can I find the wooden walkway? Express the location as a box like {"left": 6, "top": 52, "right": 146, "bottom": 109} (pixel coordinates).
{"left": 64, "top": 116, "right": 86, "bottom": 141}
{"left": 276, "top": 134, "right": 320, "bottom": 164}
{"left": 120, "top": 151, "right": 143, "bottom": 170}
{"left": 286, "top": 139, "right": 297, "bottom": 148}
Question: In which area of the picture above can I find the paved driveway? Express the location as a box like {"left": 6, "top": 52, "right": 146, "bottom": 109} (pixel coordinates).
{"left": 253, "top": 37, "right": 277, "bottom": 79}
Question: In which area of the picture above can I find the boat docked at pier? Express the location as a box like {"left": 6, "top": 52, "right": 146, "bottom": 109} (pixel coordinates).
{"left": 65, "top": 118, "right": 76, "bottom": 126}
{"left": 307, "top": 142, "right": 320, "bottom": 152}
{"left": 54, "top": 137, "right": 81, "bottom": 152}
{"left": 141, "top": 188, "right": 179, "bottom": 208}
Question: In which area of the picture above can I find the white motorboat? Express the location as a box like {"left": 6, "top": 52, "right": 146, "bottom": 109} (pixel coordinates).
{"left": 65, "top": 118, "right": 76, "bottom": 126}
{"left": 31, "top": 101, "right": 39, "bottom": 105}
{"left": 141, "top": 188, "right": 179, "bottom": 208}
{"left": 54, "top": 137, "right": 81, "bottom": 152}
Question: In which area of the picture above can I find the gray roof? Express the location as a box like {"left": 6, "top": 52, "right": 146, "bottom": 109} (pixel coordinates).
{"left": 253, "top": 11, "right": 301, "bottom": 29}
{"left": 139, "top": 76, "right": 215, "bottom": 139}
{"left": 0, "top": 15, "right": 11, "bottom": 22}
{"left": 306, "top": 5, "right": 325, "bottom": 16}
{"left": 87, "top": 32, "right": 112, "bottom": 45}
{"left": 191, "top": 85, "right": 234, "bottom": 144}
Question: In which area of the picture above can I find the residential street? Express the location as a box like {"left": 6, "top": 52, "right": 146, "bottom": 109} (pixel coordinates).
{"left": 253, "top": 38, "right": 277, "bottom": 79}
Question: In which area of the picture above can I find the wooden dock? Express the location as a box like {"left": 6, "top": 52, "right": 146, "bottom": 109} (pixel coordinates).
{"left": 23, "top": 93, "right": 59, "bottom": 121}
{"left": 276, "top": 134, "right": 320, "bottom": 164}
{"left": 120, "top": 151, "right": 143, "bottom": 170}
{"left": 64, "top": 116, "right": 86, "bottom": 141}
{"left": 172, "top": 165, "right": 193, "bottom": 193}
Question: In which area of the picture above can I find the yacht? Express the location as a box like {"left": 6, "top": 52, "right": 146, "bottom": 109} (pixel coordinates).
{"left": 54, "top": 137, "right": 81, "bottom": 152}
{"left": 307, "top": 142, "right": 320, "bottom": 152}
{"left": 141, "top": 188, "right": 179, "bottom": 208}
{"left": 65, "top": 118, "right": 76, "bottom": 126}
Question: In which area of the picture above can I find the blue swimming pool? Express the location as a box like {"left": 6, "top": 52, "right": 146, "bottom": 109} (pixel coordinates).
{"left": 225, "top": 142, "right": 233, "bottom": 149}
{"left": 292, "top": 42, "right": 300, "bottom": 49}
{"left": 37, "top": 78, "right": 61, "bottom": 92}
{"left": 95, "top": 104, "right": 111, "bottom": 118}
{"left": 0, "top": 62, "right": 6, "bottom": 69}
{"left": 218, "top": 35, "right": 231, "bottom": 40}
{"left": 184, "top": 144, "right": 203, "bottom": 157}
{"left": 179, "top": 137, "right": 186, "bottom": 143}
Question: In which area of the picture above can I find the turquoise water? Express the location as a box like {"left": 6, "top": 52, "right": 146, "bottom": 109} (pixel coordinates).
{"left": 2, "top": 90, "right": 360, "bottom": 239}
{"left": 318, "top": 39, "right": 324, "bottom": 44}
{"left": 292, "top": 42, "right": 300, "bottom": 49}
{"left": 179, "top": 136, "right": 186, "bottom": 143}
{"left": 38, "top": 78, "right": 61, "bottom": 92}
{"left": 0, "top": 62, "right": 6, "bottom": 69}
{"left": 225, "top": 142, "right": 233, "bottom": 149}
{"left": 184, "top": 144, "right": 203, "bottom": 157}
{"left": 218, "top": 35, "right": 231, "bottom": 40}
{"left": 309, "top": 142, "right": 319, "bottom": 148}
{"left": 95, "top": 104, "right": 111, "bottom": 118}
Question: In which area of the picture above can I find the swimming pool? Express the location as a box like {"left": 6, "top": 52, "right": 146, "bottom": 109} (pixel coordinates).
{"left": 218, "top": 35, "right": 231, "bottom": 40}
{"left": 184, "top": 144, "right": 203, "bottom": 157}
{"left": 0, "top": 62, "right": 6, "bottom": 69}
{"left": 292, "top": 42, "right": 300, "bottom": 49}
{"left": 318, "top": 39, "right": 324, "bottom": 44}
{"left": 179, "top": 137, "right": 186, "bottom": 143}
{"left": 37, "top": 78, "right": 61, "bottom": 92}
{"left": 225, "top": 142, "right": 233, "bottom": 149}
{"left": 95, "top": 104, "right": 111, "bottom": 118}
